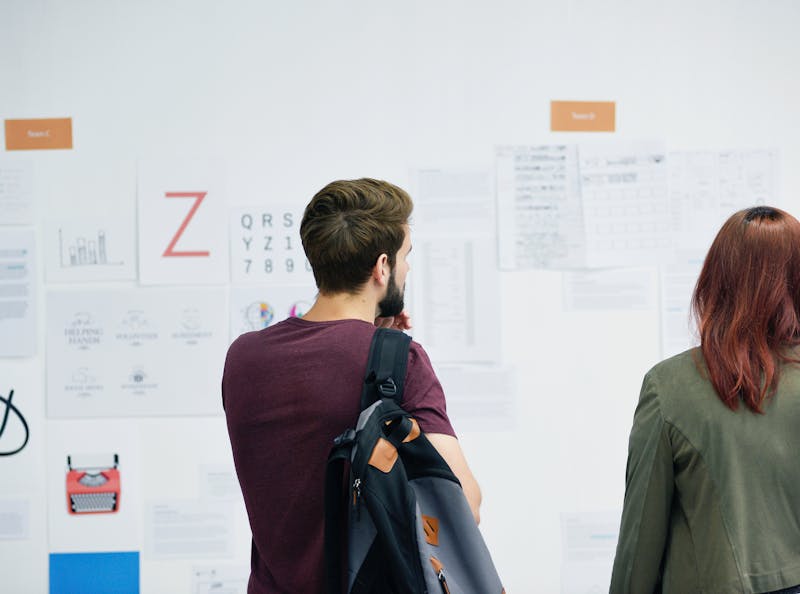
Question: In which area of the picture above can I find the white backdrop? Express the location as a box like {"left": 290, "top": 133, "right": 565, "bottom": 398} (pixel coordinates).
{"left": 1, "top": 0, "right": 800, "bottom": 592}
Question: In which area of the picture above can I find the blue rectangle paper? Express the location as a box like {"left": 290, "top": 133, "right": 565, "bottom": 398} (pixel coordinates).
{"left": 49, "top": 551, "right": 139, "bottom": 594}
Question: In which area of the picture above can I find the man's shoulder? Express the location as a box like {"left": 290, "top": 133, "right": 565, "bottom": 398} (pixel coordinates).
{"left": 407, "top": 338, "right": 435, "bottom": 369}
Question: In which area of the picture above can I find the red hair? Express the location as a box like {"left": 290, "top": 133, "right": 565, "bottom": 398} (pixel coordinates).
{"left": 692, "top": 206, "right": 800, "bottom": 412}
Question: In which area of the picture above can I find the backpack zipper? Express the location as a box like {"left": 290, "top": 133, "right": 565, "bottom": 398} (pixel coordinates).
{"left": 352, "top": 478, "right": 362, "bottom": 520}
{"left": 429, "top": 557, "right": 451, "bottom": 594}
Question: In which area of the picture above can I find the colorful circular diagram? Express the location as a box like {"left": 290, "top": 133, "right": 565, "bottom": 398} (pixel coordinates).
{"left": 245, "top": 301, "right": 275, "bottom": 330}
{"left": 289, "top": 300, "right": 312, "bottom": 318}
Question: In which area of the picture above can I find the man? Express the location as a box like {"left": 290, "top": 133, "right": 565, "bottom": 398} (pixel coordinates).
{"left": 223, "top": 178, "right": 481, "bottom": 593}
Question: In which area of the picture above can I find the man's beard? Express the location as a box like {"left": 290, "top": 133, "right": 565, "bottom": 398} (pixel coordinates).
{"left": 378, "top": 269, "right": 405, "bottom": 318}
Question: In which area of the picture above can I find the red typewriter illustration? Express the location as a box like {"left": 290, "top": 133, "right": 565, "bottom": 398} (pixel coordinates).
{"left": 66, "top": 454, "right": 121, "bottom": 514}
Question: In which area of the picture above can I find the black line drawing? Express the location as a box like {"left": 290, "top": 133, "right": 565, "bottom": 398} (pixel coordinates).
{"left": 0, "top": 389, "right": 29, "bottom": 456}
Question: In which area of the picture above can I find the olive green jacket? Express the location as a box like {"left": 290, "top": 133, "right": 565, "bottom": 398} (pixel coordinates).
{"left": 610, "top": 348, "right": 800, "bottom": 594}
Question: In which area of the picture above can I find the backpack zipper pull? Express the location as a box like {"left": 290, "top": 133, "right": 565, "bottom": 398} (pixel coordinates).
{"left": 352, "top": 478, "right": 362, "bottom": 520}
{"left": 429, "top": 557, "right": 451, "bottom": 594}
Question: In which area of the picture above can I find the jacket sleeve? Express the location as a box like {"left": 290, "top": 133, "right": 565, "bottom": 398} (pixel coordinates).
{"left": 609, "top": 371, "right": 674, "bottom": 594}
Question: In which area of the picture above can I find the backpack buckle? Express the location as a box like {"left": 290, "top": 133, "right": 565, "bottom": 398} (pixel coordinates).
{"left": 333, "top": 429, "right": 356, "bottom": 446}
{"left": 377, "top": 378, "right": 397, "bottom": 398}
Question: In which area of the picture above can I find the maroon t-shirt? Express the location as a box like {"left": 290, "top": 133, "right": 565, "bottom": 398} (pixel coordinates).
{"left": 222, "top": 317, "right": 455, "bottom": 594}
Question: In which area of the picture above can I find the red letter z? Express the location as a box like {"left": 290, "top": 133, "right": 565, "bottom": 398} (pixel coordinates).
{"left": 162, "top": 192, "right": 210, "bottom": 257}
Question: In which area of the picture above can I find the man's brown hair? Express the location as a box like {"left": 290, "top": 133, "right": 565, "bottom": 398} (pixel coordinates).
{"left": 300, "top": 178, "right": 413, "bottom": 294}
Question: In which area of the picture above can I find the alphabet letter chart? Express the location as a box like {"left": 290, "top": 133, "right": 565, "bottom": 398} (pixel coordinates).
{"left": 229, "top": 206, "right": 314, "bottom": 286}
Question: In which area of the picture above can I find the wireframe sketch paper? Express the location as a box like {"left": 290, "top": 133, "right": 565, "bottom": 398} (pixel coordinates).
{"left": 496, "top": 145, "right": 585, "bottom": 270}
{"left": 578, "top": 141, "right": 671, "bottom": 268}
{"left": 496, "top": 142, "right": 671, "bottom": 270}
{"left": 668, "top": 149, "right": 779, "bottom": 260}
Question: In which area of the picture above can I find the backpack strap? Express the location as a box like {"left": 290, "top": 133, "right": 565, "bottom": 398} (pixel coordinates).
{"left": 360, "top": 328, "right": 412, "bottom": 410}
{"left": 324, "top": 431, "right": 354, "bottom": 594}
{"left": 325, "top": 328, "right": 411, "bottom": 594}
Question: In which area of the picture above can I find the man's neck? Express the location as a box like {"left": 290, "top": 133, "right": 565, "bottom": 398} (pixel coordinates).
{"left": 302, "top": 291, "right": 377, "bottom": 324}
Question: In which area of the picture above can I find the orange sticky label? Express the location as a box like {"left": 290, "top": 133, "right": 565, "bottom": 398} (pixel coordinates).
{"left": 5, "top": 118, "right": 73, "bottom": 150}
{"left": 550, "top": 101, "right": 615, "bottom": 132}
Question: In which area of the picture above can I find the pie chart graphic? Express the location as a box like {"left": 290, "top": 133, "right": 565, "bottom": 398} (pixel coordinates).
{"left": 244, "top": 301, "right": 275, "bottom": 330}
{"left": 289, "top": 300, "right": 312, "bottom": 318}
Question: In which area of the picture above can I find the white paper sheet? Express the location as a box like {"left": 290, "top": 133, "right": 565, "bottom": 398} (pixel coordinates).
{"left": 496, "top": 145, "right": 585, "bottom": 269}
{"left": 412, "top": 169, "right": 494, "bottom": 236}
{"left": 46, "top": 288, "right": 227, "bottom": 418}
{"left": 0, "top": 500, "right": 29, "bottom": 540}
{"left": 146, "top": 500, "right": 234, "bottom": 559}
{"left": 660, "top": 257, "right": 703, "bottom": 359}
{"left": 411, "top": 236, "right": 502, "bottom": 364}
{"left": 199, "top": 465, "right": 241, "bottom": 501}
{"left": 0, "top": 228, "right": 36, "bottom": 357}
{"left": 46, "top": 420, "right": 141, "bottom": 553}
{"left": 560, "top": 511, "right": 619, "bottom": 594}
{"left": 718, "top": 149, "right": 778, "bottom": 213}
{"left": 191, "top": 565, "right": 249, "bottom": 594}
{"left": 668, "top": 149, "right": 779, "bottom": 259}
{"left": 229, "top": 285, "right": 317, "bottom": 342}
{"left": 579, "top": 142, "right": 671, "bottom": 268}
{"left": 563, "top": 268, "right": 657, "bottom": 311}
{"left": 45, "top": 214, "right": 136, "bottom": 283}
{"left": 138, "top": 160, "right": 228, "bottom": 285}
{"left": 0, "top": 361, "right": 42, "bottom": 487}
{"left": 229, "top": 206, "right": 314, "bottom": 285}
{"left": 434, "top": 365, "right": 515, "bottom": 429}
{"left": 0, "top": 161, "right": 34, "bottom": 225}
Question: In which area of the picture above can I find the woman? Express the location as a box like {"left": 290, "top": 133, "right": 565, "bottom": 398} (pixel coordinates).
{"left": 610, "top": 206, "right": 800, "bottom": 594}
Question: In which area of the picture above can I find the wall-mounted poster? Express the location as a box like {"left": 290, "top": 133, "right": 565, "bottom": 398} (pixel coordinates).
{"left": 229, "top": 205, "right": 314, "bottom": 285}
{"left": 46, "top": 420, "right": 141, "bottom": 553}
{"left": 45, "top": 214, "right": 136, "bottom": 283}
{"left": 46, "top": 288, "right": 227, "bottom": 418}
{"left": 0, "top": 228, "right": 36, "bottom": 357}
{"left": 138, "top": 160, "right": 228, "bottom": 285}
{"left": 229, "top": 285, "right": 316, "bottom": 342}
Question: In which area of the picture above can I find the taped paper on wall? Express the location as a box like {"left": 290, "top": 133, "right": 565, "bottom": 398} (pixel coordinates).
{"left": 46, "top": 288, "right": 227, "bottom": 418}
{"left": 230, "top": 206, "right": 314, "bottom": 285}
{"left": 0, "top": 161, "right": 34, "bottom": 225}
{"left": 412, "top": 169, "right": 494, "bottom": 236}
{"left": 0, "top": 228, "right": 36, "bottom": 357}
{"left": 496, "top": 142, "right": 671, "bottom": 269}
{"left": 229, "top": 285, "right": 316, "bottom": 342}
{"left": 146, "top": 501, "right": 234, "bottom": 559}
{"left": 46, "top": 214, "right": 136, "bottom": 283}
{"left": 411, "top": 236, "right": 502, "bottom": 364}
{"left": 496, "top": 145, "right": 585, "bottom": 269}
{"left": 138, "top": 160, "right": 228, "bottom": 285}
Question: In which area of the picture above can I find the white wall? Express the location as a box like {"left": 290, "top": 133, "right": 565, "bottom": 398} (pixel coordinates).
{"left": 1, "top": 0, "right": 799, "bottom": 592}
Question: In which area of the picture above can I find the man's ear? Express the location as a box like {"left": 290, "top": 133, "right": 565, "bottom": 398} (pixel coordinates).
{"left": 371, "top": 253, "right": 390, "bottom": 285}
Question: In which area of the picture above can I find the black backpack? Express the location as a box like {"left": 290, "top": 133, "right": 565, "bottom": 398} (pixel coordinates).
{"left": 324, "top": 328, "right": 505, "bottom": 593}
